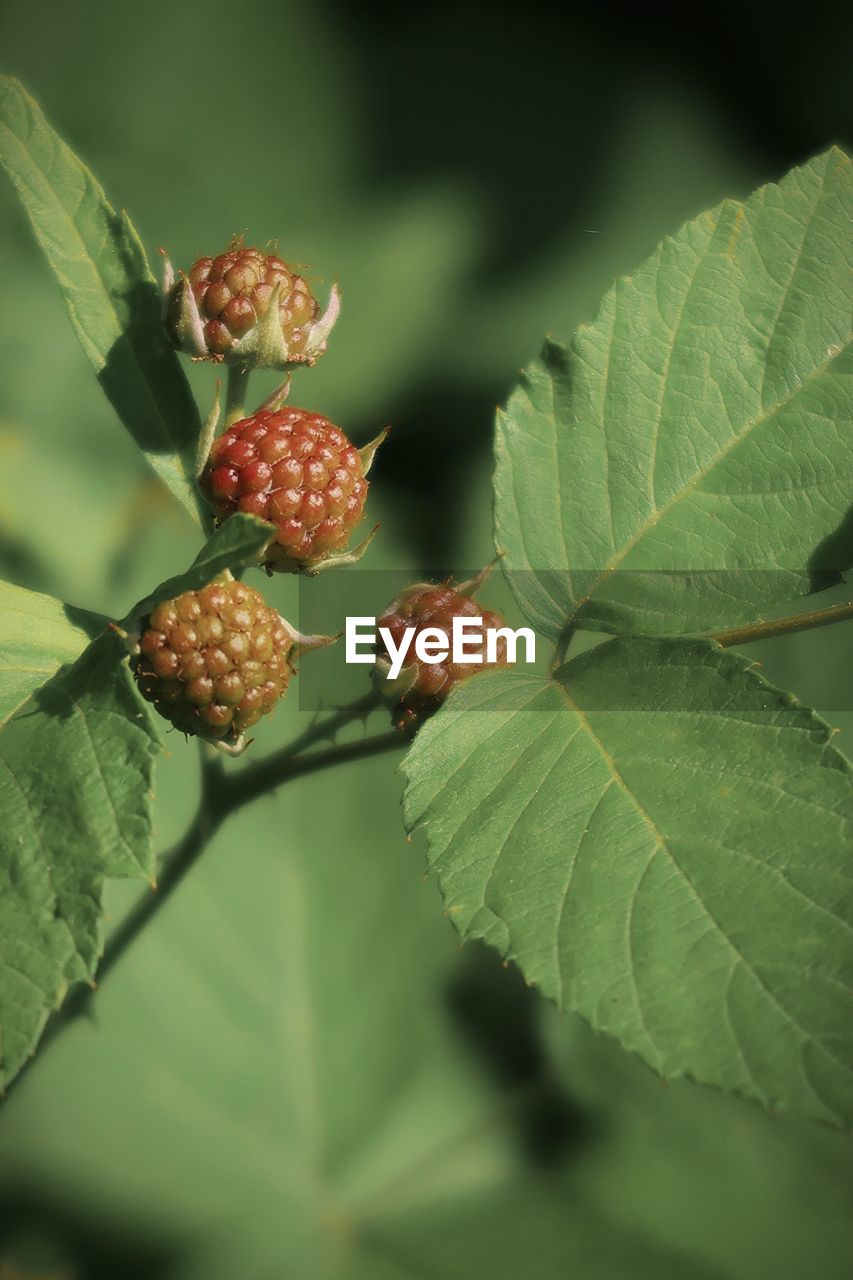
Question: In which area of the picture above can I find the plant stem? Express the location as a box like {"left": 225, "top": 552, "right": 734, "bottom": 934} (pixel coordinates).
{"left": 224, "top": 363, "right": 251, "bottom": 426}
{"left": 236, "top": 688, "right": 384, "bottom": 778}
{"left": 712, "top": 599, "right": 853, "bottom": 648}
{"left": 226, "top": 728, "right": 401, "bottom": 814}
{"left": 95, "top": 747, "right": 228, "bottom": 989}
{"left": 98, "top": 724, "right": 401, "bottom": 988}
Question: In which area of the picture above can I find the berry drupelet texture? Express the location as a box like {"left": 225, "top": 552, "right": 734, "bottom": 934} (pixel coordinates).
{"left": 202, "top": 408, "right": 369, "bottom": 572}
{"left": 185, "top": 247, "right": 317, "bottom": 357}
{"left": 375, "top": 582, "right": 510, "bottom": 731}
{"left": 134, "top": 579, "right": 293, "bottom": 744}
{"left": 163, "top": 241, "right": 339, "bottom": 369}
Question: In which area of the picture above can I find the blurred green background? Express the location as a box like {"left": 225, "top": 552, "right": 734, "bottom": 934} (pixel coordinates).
{"left": 1, "top": 2, "right": 852, "bottom": 1276}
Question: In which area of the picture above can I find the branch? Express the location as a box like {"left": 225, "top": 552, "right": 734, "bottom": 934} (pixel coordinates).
{"left": 712, "top": 599, "right": 853, "bottom": 648}
{"left": 98, "top": 722, "right": 401, "bottom": 987}
{"left": 227, "top": 688, "right": 384, "bottom": 795}
{"left": 96, "top": 745, "right": 228, "bottom": 989}
{"left": 107, "top": 693, "right": 399, "bottom": 979}
{"left": 226, "top": 729, "right": 401, "bottom": 814}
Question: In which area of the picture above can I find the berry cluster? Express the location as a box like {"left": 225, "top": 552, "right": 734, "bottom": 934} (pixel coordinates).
{"left": 375, "top": 581, "right": 509, "bottom": 731}
{"left": 203, "top": 408, "right": 368, "bottom": 573}
{"left": 178, "top": 246, "right": 318, "bottom": 359}
{"left": 149, "top": 236, "right": 506, "bottom": 749}
{"left": 135, "top": 579, "right": 293, "bottom": 745}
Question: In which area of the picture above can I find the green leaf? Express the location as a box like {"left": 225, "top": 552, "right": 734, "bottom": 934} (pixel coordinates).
{"left": 403, "top": 641, "right": 853, "bottom": 1127}
{"left": 0, "top": 76, "right": 203, "bottom": 523}
{"left": 0, "top": 631, "right": 161, "bottom": 1090}
{"left": 544, "top": 1010, "right": 853, "bottom": 1280}
{"left": 0, "top": 749, "right": 712, "bottom": 1279}
{"left": 121, "top": 512, "right": 275, "bottom": 625}
{"left": 0, "top": 579, "right": 91, "bottom": 725}
{"left": 496, "top": 148, "right": 853, "bottom": 638}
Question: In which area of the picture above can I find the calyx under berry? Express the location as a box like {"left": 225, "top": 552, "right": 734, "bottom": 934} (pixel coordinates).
{"left": 162, "top": 238, "right": 339, "bottom": 370}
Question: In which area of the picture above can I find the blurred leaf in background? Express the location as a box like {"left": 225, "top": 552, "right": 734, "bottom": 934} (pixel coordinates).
{"left": 1, "top": 0, "right": 852, "bottom": 1276}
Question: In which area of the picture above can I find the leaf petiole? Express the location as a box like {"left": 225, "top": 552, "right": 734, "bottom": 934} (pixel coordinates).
{"left": 711, "top": 599, "right": 853, "bottom": 648}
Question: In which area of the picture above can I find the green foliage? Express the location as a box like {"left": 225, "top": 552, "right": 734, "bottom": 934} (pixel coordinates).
{"left": 0, "top": 579, "right": 91, "bottom": 723}
{"left": 0, "top": 627, "right": 161, "bottom": 1090}
{"left": 0, "top": 53, "right": 851, "bottom": 1277}
{"left": 0, "top": 511, "right": 275, "bottom": 1090}
{"left": 401, "top": 147, "right": 853, "bottom": 1130}
{"left": 403, "top": 645, "right": 853, "bottom": 1125}
{"left": 495, "top": 149, "right": 853, "bottom": 638}
{"left": 544, "top": 1011, "right": 853, "bottom": 1280}
{"left": 0, "top": 766, "right": 746, "bottom": 1279}
{"left": 1, "top": 758, "right": 850, "bottom": 1278}
{"left": 0, "top": 76, "right": 202, "bottom": 524}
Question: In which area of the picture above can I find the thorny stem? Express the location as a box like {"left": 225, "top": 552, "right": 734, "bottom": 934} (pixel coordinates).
{"left": 121, "top": 692, "right": 397, "bottom": 957}
{"left": 711, "top": 599, "right": 853, "bottom": 648}
{"left": 96, "top": 710, "right": 399, "bottom": 988}
{"left": 2, "top": 693, "right": 402, "bottom": 1101}
{"left": 225, "top": 728, "right": 402, "bottom": 815}
{"left": 224, "top": 363, "right": 252, "bottom": 427}
{"left": 92, "top": 746, "right": 227, "bottom": 990}
{"left": 235, "top": 688, "right": 384, "bottom": 784}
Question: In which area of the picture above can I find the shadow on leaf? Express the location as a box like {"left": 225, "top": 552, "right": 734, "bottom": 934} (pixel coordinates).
{"left": 98, "top": 276, "right": 199, "bottom": 462}
{"left": 808, "top": 501, "right": 853, "bottom": 592}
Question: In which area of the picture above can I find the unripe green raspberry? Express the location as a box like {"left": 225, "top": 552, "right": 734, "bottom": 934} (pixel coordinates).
{"left": 374, "top": 580, "right": 510, "bottom": 731}
{"left": 202, "top": 408, "right": 375, "bottom": 573}
{"left": 163, "top": 239, "right": 339, "bottom": 370}
{"left": 134, "top": 578, "right": 293, "bottom": 745}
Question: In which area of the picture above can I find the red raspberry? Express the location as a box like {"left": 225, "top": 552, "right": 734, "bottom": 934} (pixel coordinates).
{"left": 375, "top": 581, "right": 510, "bottom": 731}
{"left": 202, "top": 408, "right": 369, "bottom": 573}
{"left": 134, "top": 578, "right": 293, "bottom": 745}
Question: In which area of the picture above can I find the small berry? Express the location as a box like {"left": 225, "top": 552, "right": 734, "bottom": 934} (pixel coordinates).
{"left": 134, "top": 577, "right": 293, "bottom": 745}
{"left": 374, "top": 580, "right": 510, "bottom": 731}
{"left": 202, "top": 408, "right": 371, "bottom": 573}
{"left": 162, "top": 238, "right": 339, "bottom": 369}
